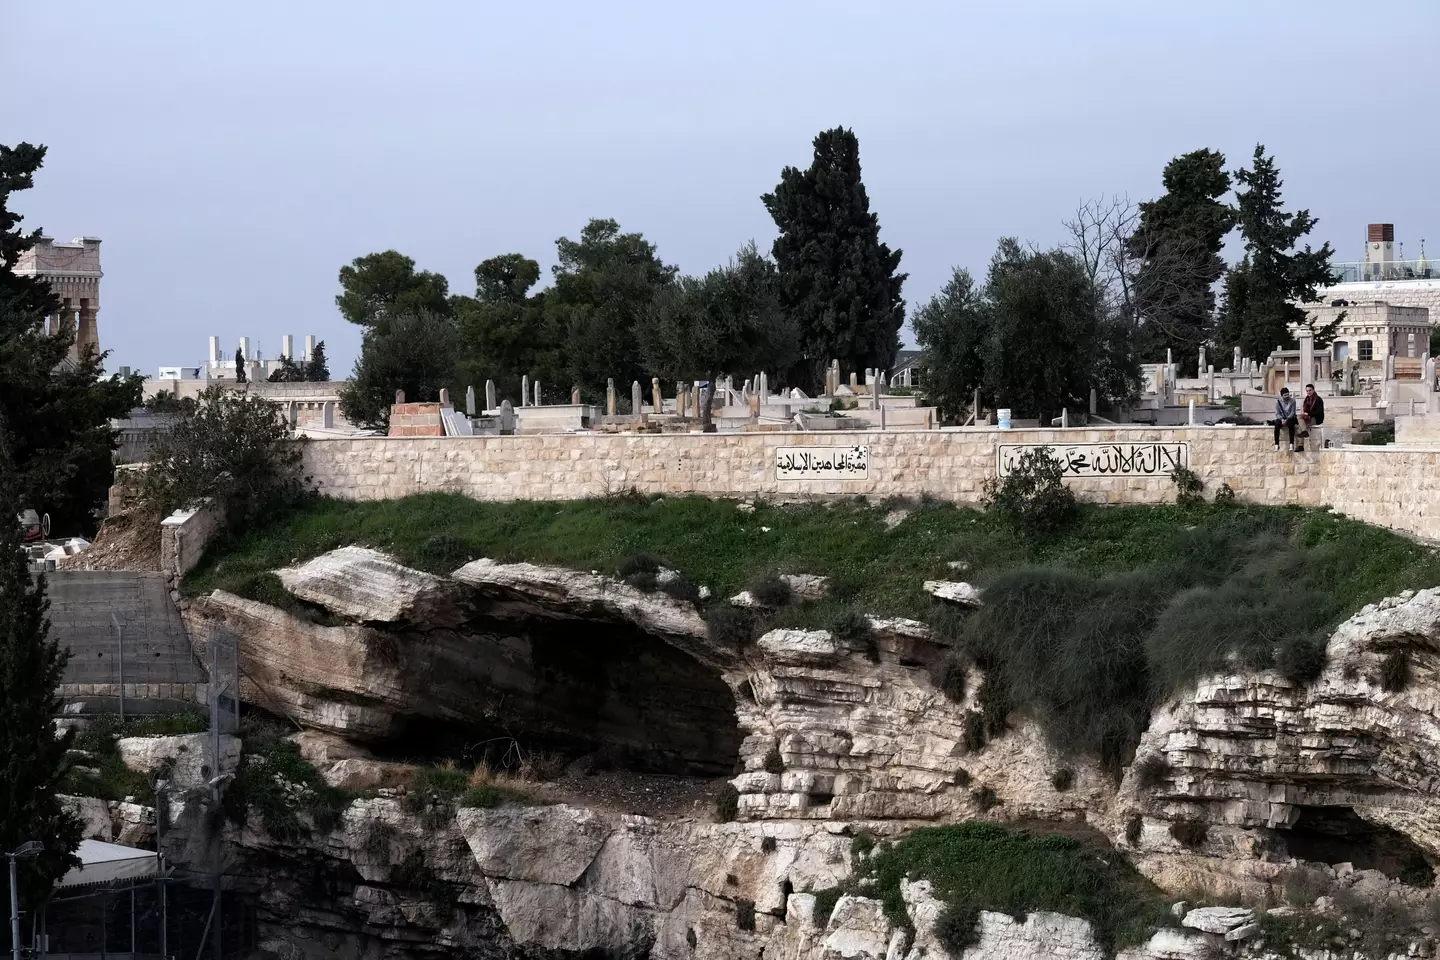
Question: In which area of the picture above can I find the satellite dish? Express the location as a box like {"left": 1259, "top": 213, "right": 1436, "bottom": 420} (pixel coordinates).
{"left": 41, "top": 514, "right": 50, "bottom": 538}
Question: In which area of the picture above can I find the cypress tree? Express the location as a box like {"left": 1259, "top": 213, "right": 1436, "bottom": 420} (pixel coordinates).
{"left": 763, "top": 128, "right": 906, "bottom": 391}
{"left": 1127, "top": 149, "right": 1235, "bottom": 368}
{"left": 1227, "top": 145, "right": 1338, "bottom": 360}
{"left": 0, "top": 421, "right": 82, "bottom": 928}
{"left": 234, "top": 347, "right": 247, "bottom": 383}
{"left": 304, "top": 340, "right": 330, "bottom": 382}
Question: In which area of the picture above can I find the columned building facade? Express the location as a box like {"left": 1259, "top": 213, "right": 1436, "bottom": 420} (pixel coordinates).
{"left": 14, "top": 236, "right": 102, "bottom": 360}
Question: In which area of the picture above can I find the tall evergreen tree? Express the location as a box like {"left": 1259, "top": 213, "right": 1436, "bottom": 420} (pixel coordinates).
{"left": 0, "top": 142, "right": 141, "bottom": 535}
{"left": 303, "top": 340, "right": 330, "bottom": 382}
{"left": 0, "top": 421, "right": 83, "bottom": 931}
{"left": 455, "top": 254, "right": 561, "bottom": 403}
{"left": 1225, "top": 145, "right": 1339, "bottom": 359}
{"left": 338, "top": 311, "right": 460, "bottom": 430}
{"left": 911, "top": 267, "right": 988, "bottom": 423}
{"left": 234, "top": 347, "right": 247, "bottom": 383}
{"left": 1127, "top": 149, "right": 1235, "bottom": 367}
{"left": 763, "top": 128, "right": 906, "bottom": 391}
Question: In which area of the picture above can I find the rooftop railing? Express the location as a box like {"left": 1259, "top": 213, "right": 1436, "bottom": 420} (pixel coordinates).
{"left": 1330, "top": 259, "right": 1437, "bottom": 284}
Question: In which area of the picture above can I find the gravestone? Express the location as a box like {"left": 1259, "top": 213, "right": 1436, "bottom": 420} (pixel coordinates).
{"left": 485, "top": 380, "right": 497, "bottom": 411}
{"left": 466, "top": 385, "right": 477, "bottom": 416}
{"left": 395, "top": 389, "right": 405, "bottom": 404}
{"left": 522, "top": 376, "right": 530, "bottom": 407}
{"left": 606, "top": 379, "right": 617, "bottom": 416}
{"left": 499, "top": 400, "right": 515, "bottom": 434}
{"left": 652, "top": 378, "right": 662, "bottom": 413}
{"left": 439, "top": 388, "right": 451, "bottom": 407}
{"left": 632, "top": 381, "right": 643, "bottom": 417}
{"left": 1197, "top": 347, "right": 1207, "bottom": 378}
{"left": 571, "top": 385, "right": 581, "bottom": 405}
{"left": 322, "top": 401, "right": 335, "bottom": 429}
{"left": 534, "top": 380, "right": 541, "bottom": 407}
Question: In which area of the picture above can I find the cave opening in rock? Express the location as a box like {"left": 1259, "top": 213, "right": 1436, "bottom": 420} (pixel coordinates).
{"left": 381, "top": 615, "right": 743, "bottom": 778}
{"left": 1280, "top": 806, "right": 1434, "bottom": 882}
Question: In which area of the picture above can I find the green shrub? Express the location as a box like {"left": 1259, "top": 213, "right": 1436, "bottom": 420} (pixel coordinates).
{"left": 972, "top": 786, "right": 1000, "bottom": 811}
{"left": 715, "top": 784, "right": 740, "bottom": 822}
{"left": 1282, "top": 865, "right": 1330, "bottom": 906}
{"left": 851, "top": 832, "right": 875, "bottom": 857}
{"left": 233, "top": 740, "right": 354, "bottom": 840}
{"left": 1214, "top": 482, "right": 1237, "bottom": 505}
{"left": 763, "top": 745, "right": 785, "bottom": 774}
{"left": 618, "top": 552, "right": 661, "bottom": 577}
{"left": 811, "top": 887, "right": 843, "bottom": 926}
{"left": 1051, "top": 769, "right": 1074, "bottom": 792}
{"left": 748, "top": 574, "right": 792, "bottom": 608}
{"left": 658, "top": 575, "right": 700, "bottom": 604}
{"left": 760, "top": 835, "right": 777, "bottom": 853}
{"left": 1168, "top": 820, "right": 1208, "bottom": 849}
{"left": 981, "top": 447, "right": 1076, "bottom": 538}
{"left": 460, "top": 785, "right": 531, "bottom": 808}
{"left": 829, "top": 609, "right": 872, "bottom": 642}
{"left": 62, "top": 710, "right": 210, "bottom": 803}
{"left": 624, "top": 571, "right": 659, "bottom": 592}
{"left": 933, "top": 657, "right": 968, "bottom": 703}
{"left": 420, "top": 533, "right": 468, "bottom": 567}
{"left": 736, "top": 899, "right": 756, "bottom": 932}
{"left": 954, "top": 767, "right": 972, "bottom": 788}
{"left": 706, "top": 607, "right": 759, "bottom": 649}
{"left": 1380, "top": 649, "right": 1409, "bottom": 692}
{"left": 858, "top": 822, "right": 1170, "bottom": 950}
{"left": 934, "top": 901, "right": 981, "bottom": 954}
{"left": 1170, "top": 467, "right": 1204, "bottom": 507}
{"left": 963, "top": 710, "right": 986, "bottom": 753}
{"left": 1124, "top": 814, "right": 1143, "bottom": 845}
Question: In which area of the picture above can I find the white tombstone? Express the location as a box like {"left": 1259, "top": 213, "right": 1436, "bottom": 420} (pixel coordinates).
{"left": 1187, "top": 399, "right": 1195, "bottom": 425}
{"left": 1197, "top": 347, "right": 1207, "bottom": 379}
{"left": 466, "top": 385, "right": 477, "bottom": 417}
{"left": 534, "top": 380, "right": 541, "bottom": 407}
{"left": 499, "top": 399, "right": 515, "bottom": 433}
{"left": 606, "top": 378, "right": 617, "bottom": 416}
{"left": 485, "top": 380, "right": 497, "bottom": 411}
{"left": 632, "top": 381, "right": 643, "bottom": 416}
{"left": 521, "top": 375, "right": 530, "bottom": 407}
{"left": 1233, "top": 346, "right": 1242, "bottom": 373}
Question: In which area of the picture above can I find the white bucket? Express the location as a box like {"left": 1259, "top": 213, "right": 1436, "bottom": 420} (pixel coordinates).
{"left": 997, "top": 408, "right": 1012, "bottom": 429}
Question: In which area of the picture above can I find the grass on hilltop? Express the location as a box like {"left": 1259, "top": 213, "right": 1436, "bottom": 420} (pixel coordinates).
{"left": 184, "top": 492, "right": 1440, "bottom": 771}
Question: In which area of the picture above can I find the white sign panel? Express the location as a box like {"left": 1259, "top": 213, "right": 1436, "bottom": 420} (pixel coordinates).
{"left": 776, "top": 445, "right": 869, "bottom": 481}
{"left": 997, "top": 442, "right": 1187, "bottom": 478}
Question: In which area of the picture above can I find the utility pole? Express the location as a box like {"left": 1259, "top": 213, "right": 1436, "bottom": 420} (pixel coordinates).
{"left": 6, "top": 842, "right": 43, "bottom": 960}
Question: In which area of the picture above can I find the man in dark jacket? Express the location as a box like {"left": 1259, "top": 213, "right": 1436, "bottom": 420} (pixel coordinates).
{"left": 1300, "top": 383, "right": 1325, "bottom": 439}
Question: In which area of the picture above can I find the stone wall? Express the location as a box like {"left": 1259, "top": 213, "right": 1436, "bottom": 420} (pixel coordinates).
{"left": 160, "top": 499, "right": 226, "bottom": 579}
{"left": 299, "top": 426, "right": 1440, "bottom": 542}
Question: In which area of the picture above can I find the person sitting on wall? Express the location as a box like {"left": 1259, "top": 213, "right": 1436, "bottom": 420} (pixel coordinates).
{"left": 1299, "top": 383, "right": 1325, "bottom": 439}
{"left": 1273, "top": 387, "right": 1299, "bottom": 452}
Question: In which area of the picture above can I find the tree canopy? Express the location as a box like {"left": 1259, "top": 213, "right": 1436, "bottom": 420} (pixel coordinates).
{"left": 454, "top": 254, "right": 559, "bottom": 404}
{"left": 0, "top": 422, "right": 83, "bottom": 916}
{"left": 910, "top": 267, "right": 987, "bottom": 423}
{"left": 1217, "top": 145, "right": 1338, "bottom": 358}
{"left": 338, "top": 311, "right": 460, "bottom": 429}
{"left": 1127, "top": 149, "right": 1235, "bottom": 368}
{"left": 0, "top": 142, "right": 142, "bottom": 534}
{"left": 763, "top": 128, "right": 906, "bottom": 391}
{"left": 336, "top": 250, "right": 453, "bottom": 329}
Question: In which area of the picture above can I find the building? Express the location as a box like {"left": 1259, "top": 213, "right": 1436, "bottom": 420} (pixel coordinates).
{"left": 13, "top": 235, "right": 102, "bottom": 359}
{"left": 1307, "top": 302, "right": 1431, "bottom": 372}
{"left": 1313, "top": 223, "right": 1440, "bottom": 318}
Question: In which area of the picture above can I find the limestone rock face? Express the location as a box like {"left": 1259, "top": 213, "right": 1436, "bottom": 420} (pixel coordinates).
{"left": 60, "top": 795, "right": 113, "bottom": 840}
{"left": 277, "top": 546, "right": 474, "bottom": 626}
{"left": 923, "top": 580, "right": 983, "bottom": 607}
{"left": 117, "top": 732, "right": 240, "bottom": 785}
{"left": 1123, "top": 588, "right": 1440, "bottom": 899}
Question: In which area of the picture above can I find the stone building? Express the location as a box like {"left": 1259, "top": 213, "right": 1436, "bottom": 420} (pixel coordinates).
{"left": 13, "top": 235, "right": 102, "bottom": 359}
{"left": 1313, "top": 222, "right": 1440, "bottom": 318}
{"left": 1304, "top": 301, "right": 1431, "bottom": 375}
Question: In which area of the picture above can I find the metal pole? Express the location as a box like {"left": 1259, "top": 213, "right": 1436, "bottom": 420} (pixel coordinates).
{"left": 160, "top": 875, "right": 167, "bottom": 960}
{"left": 9, "top": 856, "right": 19, "bottom": 960}
{"left": 212, "top": 785, "right": 221, "bottom": 960}
{"left": 113, "top": 615, "right": 125, "bottom": 720}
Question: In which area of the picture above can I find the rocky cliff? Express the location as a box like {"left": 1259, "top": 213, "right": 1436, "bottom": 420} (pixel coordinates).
{"left": 155, "top": 548, "right": 1440, "bottom": 960}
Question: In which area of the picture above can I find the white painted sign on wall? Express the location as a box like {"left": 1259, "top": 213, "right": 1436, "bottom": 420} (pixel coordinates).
{"left": 776, "top": 445, "right": 869, "bottom": 480}
{"left": 997, "top": 442, "right": 1188, "bottom": 478}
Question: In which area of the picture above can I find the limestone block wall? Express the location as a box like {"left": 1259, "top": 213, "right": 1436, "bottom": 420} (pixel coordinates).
{"left": 302, "top": 426, "right": 1285, "bottom": 506}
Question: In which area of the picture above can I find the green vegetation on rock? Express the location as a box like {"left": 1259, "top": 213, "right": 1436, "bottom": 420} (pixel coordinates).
{"left": 832, "top": 822, "right": 1171, "bottom": 951}
{"left": 186, "top": 493, "right": 1440, "bottom": 772}
{"left": 62, "top": 710, "right": 209, "bottom": 803}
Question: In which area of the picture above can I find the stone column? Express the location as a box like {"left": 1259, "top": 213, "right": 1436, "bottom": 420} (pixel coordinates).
{"left": 758, "top": 373, "right": 768, "bottom": 402}
{"left": 1197, "top": 347, "right": 1206, "bottom": 379}
{"left": 1297, "top": 326, "right": 1315, "bottom": 389}
{"left": 1233, "top": 346, "right": 1242, "bottom": 373}
{"left": 485, "top": 380, "right": 496, "bottom": 411}
{"left": 571, "top": 385, "right": 581, "bottom": 405}
{"left": 652, "top": 378, "right": 662, "bottom": 413}
{"left": 1207, "top": 365, "right": 1215, "bottom": 403}
{"left": 606, "top": 379, "right": 617, "bottom": 416}
{"left": 534, "top": 380, "right": 542, "bottom": 407}
{"left": 461, "top": 384, "right": 472, "bottom": 416}
{"left": 631, "top": 381, "right": 642, "bottom": 417}
{"left": 521, "top": 375, "right": 530, "bottom": 407}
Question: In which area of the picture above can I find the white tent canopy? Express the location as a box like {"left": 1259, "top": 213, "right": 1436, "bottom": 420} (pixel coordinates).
{"left": 56, "top": 839, "right": 159, "bottom": 889}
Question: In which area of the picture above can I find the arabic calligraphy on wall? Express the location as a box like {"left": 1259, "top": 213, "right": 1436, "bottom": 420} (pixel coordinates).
{"left": 776, "top": 445, "right": 869, "bottom": 480}
{"left": 996, "top": 442, "right": 1188, "bottom": 478}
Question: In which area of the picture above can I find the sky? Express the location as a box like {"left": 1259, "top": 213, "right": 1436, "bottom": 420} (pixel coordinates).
{"left": 4, "top": 0, "right": 1439, "bottom": 378}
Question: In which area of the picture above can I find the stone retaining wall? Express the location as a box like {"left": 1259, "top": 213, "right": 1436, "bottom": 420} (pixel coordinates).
{"left": 298, "top": 426, "right": 1440, "bottom": 542}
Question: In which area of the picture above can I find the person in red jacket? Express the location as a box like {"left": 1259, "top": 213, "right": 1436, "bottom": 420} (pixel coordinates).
{"left": 1300, "top": 383, "right": 1325, "bottom": 439}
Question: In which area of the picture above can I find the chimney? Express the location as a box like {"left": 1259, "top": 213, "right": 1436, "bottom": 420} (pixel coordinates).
{"left": 304, "top": 334, "right": 317, "bottom": 361}
{"left": 281, "top": 334, "right": 294, "bottom": 360}
{"left": 209, "top": 336, "right": 221, "bottom": 363}
{"left": 1365, "top": 223, "right": 1397, "bottom": 277}
{"left": 1367, "top": 223, "right": 1395, "bottom": 243}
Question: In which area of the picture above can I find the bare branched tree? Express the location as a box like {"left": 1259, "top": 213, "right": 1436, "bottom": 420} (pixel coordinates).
{"left": 1062, "top": 194, "right": 1138, "bottom": 317}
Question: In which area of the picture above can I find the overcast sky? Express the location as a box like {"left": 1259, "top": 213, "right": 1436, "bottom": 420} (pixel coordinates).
{"left": 4, "top": 0, "right": 1438, "bottom": 377}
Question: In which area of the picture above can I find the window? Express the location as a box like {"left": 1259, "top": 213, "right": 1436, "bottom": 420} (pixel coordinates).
{"left": 1359, "top": 340, "right": 1374, "bottom": 361}
{"left": 1408, "top": 332, "right": 1416, "bottom": 358}
{"left": 1333, "top": 342, "right": 1350, "bottom": 361}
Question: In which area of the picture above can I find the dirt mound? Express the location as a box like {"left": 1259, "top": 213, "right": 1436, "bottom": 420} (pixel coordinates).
{"left": 59, "top": 509, "right": 160, "bottom": 572}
